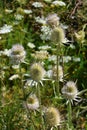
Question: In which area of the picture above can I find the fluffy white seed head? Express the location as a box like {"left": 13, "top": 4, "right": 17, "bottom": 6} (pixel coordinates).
{"left": 50, "top": 26, "right": 65, "bottom": 43}
{"left": 9, "top": 44, "right": 26, "bottom": 64}
{"left": 45, "top": 107, "right": 61, "bottom": 127}
{"left": 46, "top": 13, "right": 60, "bottom": 28}
{"left": 24, "top": 94, "right": 39, "bottom": 110}
{"left": 61, "top": 81, "right": 78, "bottom": 100}
{"left": 30, "top": 63, "right": 46, "bottom": 82}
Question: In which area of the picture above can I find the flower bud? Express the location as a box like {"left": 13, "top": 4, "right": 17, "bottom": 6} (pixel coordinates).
{"left": 50, "top": 26, "right": 65, "bottom": 43}
{"left": 45, "top": 107, "right": 60, "bottom": 127}
{"left": 9, "top": 44, "right": 26, "bottom": 65}
{"left": 30, "top": 63, "right": 46, "bottom": 82}
{"left": 23, "top": 94, "right": 39, "bottom": 110}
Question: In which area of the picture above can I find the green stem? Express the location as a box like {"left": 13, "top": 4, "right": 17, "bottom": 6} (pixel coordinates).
{"left": 37, "top": 83, "right": 45, "bottom": 130}
{"left": 53, "top": 82, "right": 57, "bottom": 97}
{"left": 19, "top": 65, "right": 36, "bottom": 129}
{"left": 25, "top": 102, "right": 37, "bottom": 130}
{"left": 56, "top": 43, "right": 60, "bottom": 97}
{"left": 67, "top": 100, "right": 73, "bottom": 129}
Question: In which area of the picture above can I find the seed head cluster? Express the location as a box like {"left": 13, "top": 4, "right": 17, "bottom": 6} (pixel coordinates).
{"left": 9, "top": 44, "right": 26, "bottom": 64}
{"left": 24, "top": 94, "right": 39, "bottom": 110}
{"left": 50, "top": 26, "right": 65, "bottom": 43}
{"left": 45, "top": 107, "right": 60, "bottom": 127}
{"left": 30, "top": 63, "right": 46, "bottom": 82}
{"left": 46, "top": 13, "right": 59, "bottom": 28}
{"left": 61, "top": 81, "right": 78, "bottom": 100}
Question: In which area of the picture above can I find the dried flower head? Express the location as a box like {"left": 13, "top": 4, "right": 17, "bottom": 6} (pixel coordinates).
{"left": 9, "top": 44, "right": 26, "bottom": 64}
{"left": 50, "top": 26, "right": 65, "bottom": 43}
{"left": 30, "top": 63, "right": 46, "bottom": 82}
{"left": 52, "top": 65, "right": 63, "bottom": 82}
{"left": 45, "top": 107, "right": 60, "bottom": 127}
{"left": 46, "top": 13, "right": 60, "bottom": 28}
{"left": 61, "top": 81, "right": 78, "bottom": 101}
{"left": 24, "top": 94, "right": 39, "bottom": 110}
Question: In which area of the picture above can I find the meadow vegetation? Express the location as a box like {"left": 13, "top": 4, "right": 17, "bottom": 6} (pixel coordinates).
{"left": 0, "top": 0, "right": 87, "bottom": 129}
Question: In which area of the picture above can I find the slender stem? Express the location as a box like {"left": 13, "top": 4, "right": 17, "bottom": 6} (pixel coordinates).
{"left": 67, "top": 100, "right": 73, "bottom": 129}
{"left": 37, "top": 83, "right": 45, "bottom": 130}
{"left": 19, "top": 65, "right": 36, "bottom": 129}
{"left": 25, "top": 102, "right": 37, "bottom": 130}
{"left": 56, "top": 43, "right": 60, "bottom": 97}
{"left": 61, "top": 48, "right": 64, "bottom": 87}
{"left": 53, "top": 82, "right": 57, "bottom": 97}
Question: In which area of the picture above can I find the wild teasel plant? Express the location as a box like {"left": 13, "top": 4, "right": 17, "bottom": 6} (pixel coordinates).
{"left": 9, "top": 44, "right": 26, "bottom": 65}
{"left": 29, "top": 62, "right": 46, "bottom": 130}
{"left": 0, "top": 0, "right": 87, "bottom": 129}
{"left": 61, "top": 81, "right": 79, "bottom": 129}
{"left": 46, "top": 13, "right": 66, "bottom": 97}
{"left": 44, "top": 107, "right": 61, "bottom": 129}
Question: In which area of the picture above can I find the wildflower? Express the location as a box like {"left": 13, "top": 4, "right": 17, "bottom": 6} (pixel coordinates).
{"left": 46, "top": 70, "right": 53, "bottom": 79}
{"left": 24, "top": 79, "right": 36, "bottom": 87}
{"left": 0, "top": 24, "right": 13, "bottom": 34}
{"left": 73, "top": 57, "right": 80, "bottom": 62}
{"left": 14, "top": 14, "right": 24, "bottom": 20}
{"left": 52, "top": 1, "right": 66, "bottom": 6}
{"left": 23, "top": 9, "right": 32, "bottom": 14}
{"left": 40, "top": 25, "right": 52, "bottom": 41}
{"left": 46, "top": 13, "right": 60, "bottom": 28}
{"left": 9, "top": 44, "right": 26, "bottom": 65}
{"left": 38, "top": 45, "right": 51, "bottom": 50}
{"left": 48, "top": 55, "right": 56, "bottom": 62}
{"left": 52, "top": 65, "right": 63, "bottom": 82}
{"left": 50, "top": 26, "right": 65, "bottom": 43}
{"left": 61, "top": 81, "right": 78, "bottom": 102}
{"left": 27, "top": 42, "right": 35, "bottom": 49}
{"left": 24, "top": 94, "right": 39, "bottom": 110}
{"left": 60, "top": 56, "right": 71, "bottom": 63}
{"left": 30, "top": 63, "right": 46, "bottom": 82}
{"left": 35, "top": 16, "right": 46, "bottom": 24}
{"left": 0, "top": 49, "right": 10, "bottom": 56}
{"left": 12, "top": 65, "right": 20, "bottom": 69}
{"left": 32, "top": 50, "right": 49, "bottom": 60}
{"left": 44, "top": 107, "right": 60, "bottom": 128}
{"left": 32, "top": 2, "right": 43, "bottom": 8}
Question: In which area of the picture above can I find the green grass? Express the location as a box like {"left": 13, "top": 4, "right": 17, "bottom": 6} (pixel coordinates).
{"left": 0, "top": 0, "right": 87, "bottom": 130}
